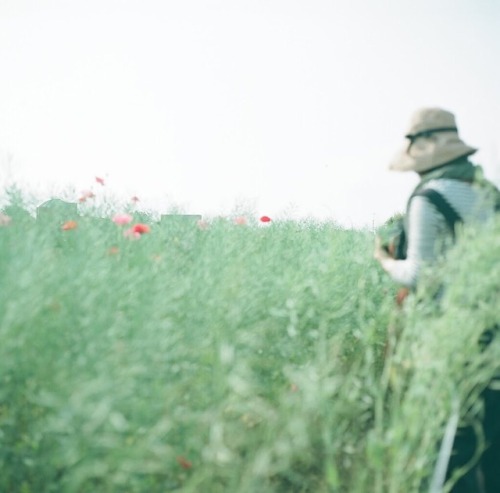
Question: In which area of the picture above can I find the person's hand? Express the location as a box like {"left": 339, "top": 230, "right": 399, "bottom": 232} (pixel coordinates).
{"left": 374, "top": 235, "right": 390, "bottom": 262}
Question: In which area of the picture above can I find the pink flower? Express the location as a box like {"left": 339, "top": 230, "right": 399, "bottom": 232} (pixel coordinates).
{"left": 79, "top": 190, "right": 95, "bottom": 203}
{"left": 112, "top": 213, "right": 133, "bottom": 226}
{"left": 130, "top": 196, "right": 140, "bottom": 203}
{"left": 0, "top": 213, "right": 11, "bottom": 226}
{"left": 234, "top": 216, "right": 247, "bottom": 225}
{"left": 95, "top": 176, "right": 105, "bottom": 186}
{"left": 197, "top": 219, "right": 209, "bottom": 230}
{"left": 124, "top": 228, "right": 141, "bottom": 239}
{"left": 259, "top": 215, "right": 272, "bottom": 223}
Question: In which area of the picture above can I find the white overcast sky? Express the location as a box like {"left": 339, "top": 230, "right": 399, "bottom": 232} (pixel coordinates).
{"left": 1, "top": 0, "right": 499, "bottom": 226}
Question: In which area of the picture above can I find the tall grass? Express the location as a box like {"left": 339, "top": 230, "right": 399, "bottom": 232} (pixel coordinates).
{"left": 0, "top": 195, "right": 498, "bottom": 493}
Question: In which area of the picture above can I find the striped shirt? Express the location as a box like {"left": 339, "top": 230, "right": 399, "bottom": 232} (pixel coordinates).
{"left": 385, "top": 178, "right": 495, "bottom": 288}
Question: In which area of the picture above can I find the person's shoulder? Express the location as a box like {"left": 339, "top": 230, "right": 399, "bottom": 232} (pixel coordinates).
{"left": 423, "top": 178, "right": 473, "bottom": 193}
{"left": 419, "top": 179, "right": 477, "bottom": 210}
{"left": 407, "top": 192, "right": 443, "bottom": 218}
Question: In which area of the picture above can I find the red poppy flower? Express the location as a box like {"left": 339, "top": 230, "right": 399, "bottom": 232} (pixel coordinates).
{"left": 95, "top": 176, "right": 105, "bottom": 186}
{"left": 396, "top": 287, "right": 410, "bottom": 306}
{"left": 79, "top": 190, "right": 95, "bottom": 203}
{"left": 259, "top": 215, "right": 271, "bottom": 223}
{"left": 61, "top": 220, "right": 78, "bottom": 231}
{"left": 176, "top": 456, "right": 192, "bottom": 470}
{"left": 131, "top": 196, "right": 140, "bottom": 203}
{"left": 132, "top": 223, "right": 150, "bottom": 235}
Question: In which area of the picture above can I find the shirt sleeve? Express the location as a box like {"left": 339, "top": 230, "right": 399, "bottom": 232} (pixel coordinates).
{"left": 383, "top": 195, "right": 446, "bottom": 288}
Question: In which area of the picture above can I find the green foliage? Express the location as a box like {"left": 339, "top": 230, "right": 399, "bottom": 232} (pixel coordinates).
{"left": 0, "top": 196, "right": 498, "bottom": 492}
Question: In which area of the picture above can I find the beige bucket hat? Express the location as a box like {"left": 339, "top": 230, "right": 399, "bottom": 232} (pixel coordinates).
{"left": 389, "top": 107, "right": 477, "bottom": 173}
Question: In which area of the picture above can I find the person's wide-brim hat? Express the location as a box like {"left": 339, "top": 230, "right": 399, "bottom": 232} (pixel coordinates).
{"left": 389, "top": 107, "right": 477, "bottom": 173}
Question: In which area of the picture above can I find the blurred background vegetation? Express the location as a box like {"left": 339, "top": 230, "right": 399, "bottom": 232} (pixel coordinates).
{"left": 0, "top": 189, "right": 498, "bottom": 492}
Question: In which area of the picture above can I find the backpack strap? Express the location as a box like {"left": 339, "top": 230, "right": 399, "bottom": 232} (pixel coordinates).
{"left": 412, "top": 188, "right": 463, "bottom": 236}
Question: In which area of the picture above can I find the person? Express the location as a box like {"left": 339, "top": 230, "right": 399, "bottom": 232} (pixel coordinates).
{"left": 374, "top": 107, "right": 500, "bottom": 493}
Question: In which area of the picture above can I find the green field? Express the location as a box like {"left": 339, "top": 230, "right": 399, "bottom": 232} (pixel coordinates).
{"left": 0, "top": 193, "right": 499, "bottom": 493}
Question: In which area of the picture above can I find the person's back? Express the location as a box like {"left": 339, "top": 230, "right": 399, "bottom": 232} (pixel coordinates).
{"left": 397, "top": 170, "right": 496, "bottom": 286}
